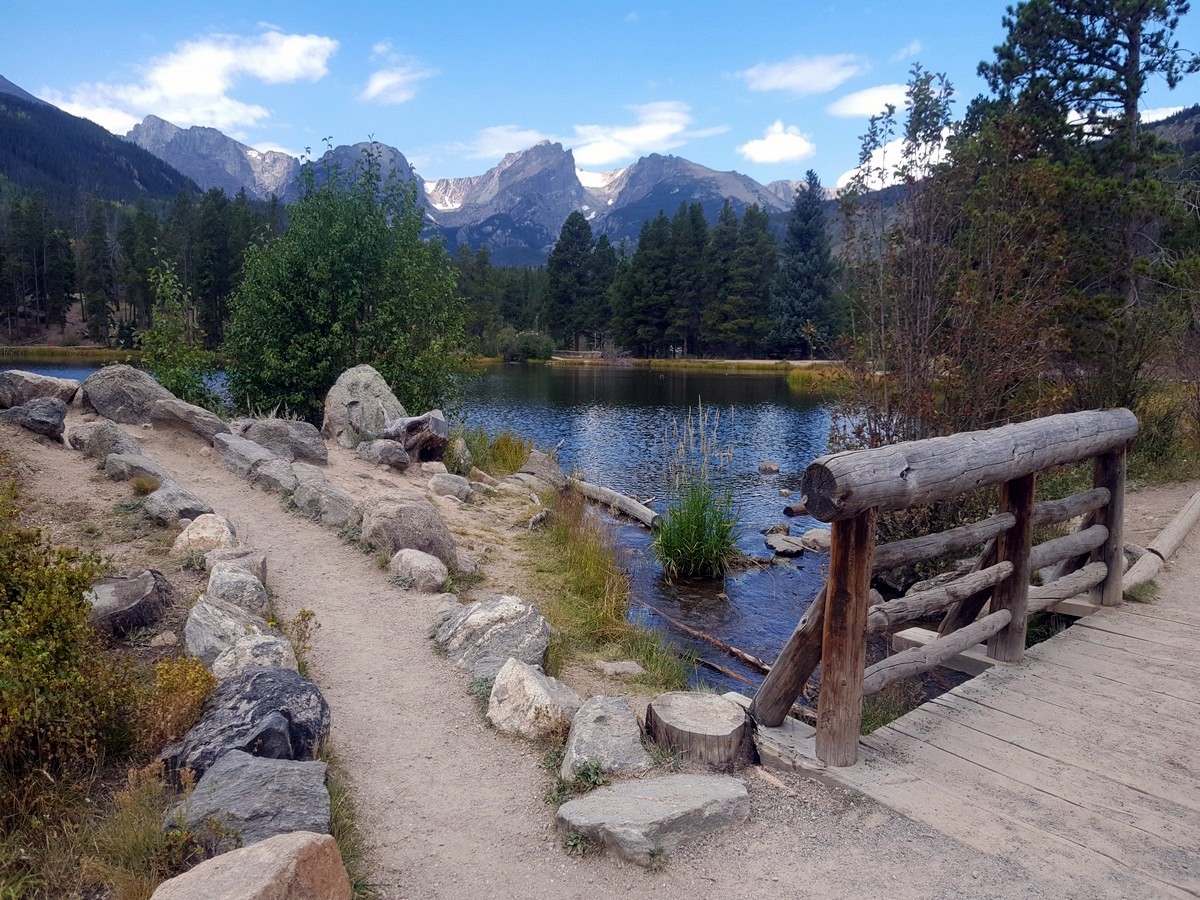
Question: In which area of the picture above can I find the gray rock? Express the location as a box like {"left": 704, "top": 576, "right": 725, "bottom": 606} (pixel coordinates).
{"left": 147, "top": 831, "right": 351, "bottom": 900}
{"left": 205, "top": 547, "right": 268, "bottom": 585}
{"left": 444, "top": 435, "right": 473, "bottom": 475}
{"left": 143, "top": 480, "right": 213, "bottom": 524}
{"left": 759, "top": 460, "right": 780, "bottom": 474}
{"left": 355, "top": 439, "right": 410, "bottom": 470}
{"left": 519, "top": 449, "right": 567, "bottom": 491}
{"left": 166, "top": 750, "right": 329, "bottom": 849}
{"left": 361, "top": 497, "right": 456, "bottom": 568}
{"left": 487, "top": 658, "right": 582, "bottom": 740}
{"left": 212, "top": 433, "right": 282, "bottom": 478}
{"left": 292, "top": 481, "right": 360, "bottom": 529}
{"left": 172, "top": 514, "right": 236, "bottom": 554}
{"left": 321, "top": 364, "right": 407, "bottom": 448}
{"left": 184, "top": 596, "right": 273, "bottom": 665}
{"left": 80, "top": 364, "right": 175, "bottom": 423}
{"left": 765, "top": 533, "right": 807, "bottom": 557}
{"left": 555, "top": 774, "right": 750, "bottom": 866}
{"left": 503, "top": 473, "right": 552, "bottom": 494}
{"left": 150, "top": 630, "right": 178, "bottom": 648}
{"left": 562, "top": 696, "right": 654, "bottom": 780}
{"left": 420, "top": 461, "right": 448, "bottom": 476}
{"left": 800, "top": 527, "right": 832, "bottom": 553}
{"left": 68, "top": 419, "right": 142, "bottom": 459}
{"left": 381, "top": 409, "right": 449, "bottom": 461}
{"left": 595, "top": 660, "right": 647, "bottom": 678}
{"left": 0, "top": 370, "right": 79, "bottom": 408}
{"left": 212, "top": 635, "right": 298, "bottom": 680}
{"left": 388, "top": 548, "right": 448, "bottom": 593}
{"left": 240, "top": 418, "right": 328, "bottom": 463}
{"left": 428, "top": 472, "right": 472, "bottom": 501}
{"left": 0, "top": 397, "right": 67, "bottom": 438}
{"left": 292, "top": 462, "right": 326, "bottom": 484}
{"left": 104, "top": 453, "right": 168, "bottom": 483}
{"left": 162, "top": 666, "right": 331, "bottom": 780}
{"left": 251, "top": 458, "right": 298, "bottom": 494}
{"left": 87, "top": 570, "right": 173, "bottom": 635}
{"left": 432, "top": 594, "right": 550, "bottom": 679}
{"left": 206, "top": 566, "right": 269, "bottom": 614}
{"left": 150, "top": 398, "right": 230, "bottom": 441}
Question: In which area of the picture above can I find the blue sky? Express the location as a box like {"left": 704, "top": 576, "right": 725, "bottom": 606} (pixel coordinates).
{"left": 4, "top": 1, "right": 1199, "bottom": 187}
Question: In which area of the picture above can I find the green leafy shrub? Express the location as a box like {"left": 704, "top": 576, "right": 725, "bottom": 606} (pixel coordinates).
{"left": 138, "top": 658, "right": 216, "bottom": 752}
{"left": 136, "top": 257, "right": 218, "bottom": 408}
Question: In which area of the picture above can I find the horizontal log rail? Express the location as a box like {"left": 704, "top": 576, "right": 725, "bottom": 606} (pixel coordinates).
{"left": 1028, "top": 525, "right": 1109, "bottom": 572}
{"left": 862, "top": 609, "right": 1012, "bottom": 696}
{"left": 864, "top": 563, "right": 1013, "bottom": 635}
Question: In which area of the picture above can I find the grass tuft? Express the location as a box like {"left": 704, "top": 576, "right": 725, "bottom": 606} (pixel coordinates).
{"left": 860, "top": 680, "right": 923, "bottom": 734}
{"left": 459, "top": 426, "right": 531, "bottom": 476}
{"left": 321, "top": 748, "right": 380, "bottom": 899}
{"left": 1124, "top": 579, "right": 1159, "bottom": 603}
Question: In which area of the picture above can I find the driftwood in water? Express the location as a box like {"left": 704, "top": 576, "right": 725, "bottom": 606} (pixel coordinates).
{"left": 695, "top": 657, "right": 756, "bottom": 687}
{"left": 634, "top": 599, "right": 770, "bottom": 674}
{"left": 645, "top": 692, "right": 749, "bottom": 767}
{"left": 568, "top": 477, "right": 660, "bottom": 529}
{"left": 783, "top": 499, "right": 808, "bottom": 517}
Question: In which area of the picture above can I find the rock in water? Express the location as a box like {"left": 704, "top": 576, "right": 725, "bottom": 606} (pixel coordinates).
{"left": 321, "top": 364, "right": 407, "bottom": 448}
{"left": 240, "top": 418, "right": 328, "bottom": 463}
{"left": 68, "top": 419, "right": 142, "bottom": 459}
{"left": 486, "top": 658, "right": 582, "bottom": 740}
{"left": 555, "top": 774, "right": 750, "bottom": 867}
{"left": 0, "top": 370, "right": 79, "bottom": 408}
{"left": 759, "top": 460, "right": 780, "bottom": 474}
{"left": 800, "top": 527, "right": 833, "bottom": 552}
{"left": 150, "top": 398, "right": 230, "bottom": 441}
{"left": 148, "top": 831, "right": 351, "bottom": 900}
{"left": 81, "top": 364, "right": 175, "bottom": 423}
{"left": 165, "top": 750, "right": 329, "bottom": 849}
{"left": 432, "top": 594, "right": 550, "bottom": 678}
{"left": 87, "top": 570, "right": 172, "bottom": 636}
{"left": 561, "top": 696, "right": 654, "bottom": 780}
{"left": 162, "top": 666, "right": 330, "bottom": 779}
{"left": 361, "top": 497, "right": 456, "bottom": 568}
{"left": 0, "top": 397, "right": 67, "bottom": 438}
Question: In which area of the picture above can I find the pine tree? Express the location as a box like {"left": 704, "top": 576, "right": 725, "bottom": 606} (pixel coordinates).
{"left": 79, "top": 198, "right": 114, "bottom": 346}
{"left": 546, "top": 211, "right": 595, "bottom": 349}
{"left": 666, "top": 203, "right": 709, "bottom": 356}
{"left": 769, "top": 171, "right": 836, "bottom": 358}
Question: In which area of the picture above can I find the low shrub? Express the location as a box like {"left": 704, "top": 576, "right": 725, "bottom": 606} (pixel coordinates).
{"left": 653, "top": 480, "right": 738, "bottom": 580}
{"left": 459, "top": 426, "right": 531, "bottom": 476}
{"left": 138, "top": 658, "right": 216, "bottom": 752}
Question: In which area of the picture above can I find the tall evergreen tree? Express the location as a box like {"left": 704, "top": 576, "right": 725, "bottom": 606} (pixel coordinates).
{"left": 769, "top": 171, "right": 836, "bottom": 358}
{"left": 79, "top": 198, "right": 114, "bottom": 345}
{"left": 666, "top": 202, "right": 709, "bottom": 356}
{"left": 546, "top": 211, "right": 595, "bottom": 349}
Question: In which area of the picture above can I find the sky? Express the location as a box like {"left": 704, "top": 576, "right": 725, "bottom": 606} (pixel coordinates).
{"left": 3, "top": 1, "right": 1199, "bottom": 188}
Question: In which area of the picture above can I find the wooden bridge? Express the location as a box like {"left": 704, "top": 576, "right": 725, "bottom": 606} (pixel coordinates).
{"left": 742, "top": 409, "right": 1200, "bottom": 895}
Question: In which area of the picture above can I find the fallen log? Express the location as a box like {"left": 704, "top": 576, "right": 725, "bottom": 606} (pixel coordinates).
{"left": 633, "top": 599, "right": 770, "bottom": 674}
{"left": 1147, "top": 489, "right": 1200, "bottom": 562}
{"left": 568, "top": 477, "right": 660, "bottom": 530}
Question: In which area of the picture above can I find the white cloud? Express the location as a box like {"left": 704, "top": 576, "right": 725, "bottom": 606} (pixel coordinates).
{"left": 737, "top": 54, "right": 865, "bottom": 95}
{"left": 836, "top": 129, "right": 950, "bottom": 190}
{"left": 465, "top": 124, "right": 554, "bottom": 158}
{"left": 736, "top": 120, "right": 816, "bottom": 164}
{"left": 625, "top": 11, "right": 639, "bottom": 23}
{"left": 1143, "top": 105, "right": 1185, "bottom": 123}
{"left": 891, "top": 40, "right": 922, "bottom": 62}
{"left": 44, "top": 29, "right": 338, "bottom": 134}
{"left": 827, "top": 83, "right": 909, "bottom": 118}
{"left": 359, "top": 64, "right": 435, "bottom": 104}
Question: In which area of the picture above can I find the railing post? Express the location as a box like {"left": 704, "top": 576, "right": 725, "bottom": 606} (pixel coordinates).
{"left": 815, "top": 509, "right": 875, "bottom": 767}
{"left": 1092, "top": 447, "right": 1126, "bottom": 607}
{"left": 988, "top": 473, "right": 1036, "bottom": 663}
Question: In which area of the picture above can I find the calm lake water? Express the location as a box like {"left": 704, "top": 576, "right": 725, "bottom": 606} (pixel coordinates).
{"left": 3, "top": 357, "right": 835, "bottom": 690}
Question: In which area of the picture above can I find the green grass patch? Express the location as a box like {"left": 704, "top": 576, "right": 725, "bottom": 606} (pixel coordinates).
{"left": 860, "top": 680, "right": 923, "bottom": 734}
{"left": 321, "top": 748, "right": 380, "bottom": 900}
{"left": 1124, "top": 579, "right": 1159, "bottom": 603}
{"left": 459, "top": 426, "right": 532, "bottom": 476}
{"left": 653, "top": 480, "right": 739, "bottom": 580}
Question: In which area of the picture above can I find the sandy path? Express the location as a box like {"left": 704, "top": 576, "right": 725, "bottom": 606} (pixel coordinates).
{"left": 13, "top": 418, "right": 1194, "bottom": 898}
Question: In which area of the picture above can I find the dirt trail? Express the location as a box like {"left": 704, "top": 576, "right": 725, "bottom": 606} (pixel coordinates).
{"left": 8, "top": 417, "right": 1194, "bottom": 899}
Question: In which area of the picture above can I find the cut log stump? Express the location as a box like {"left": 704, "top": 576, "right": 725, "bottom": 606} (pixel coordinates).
{"left": 645, "top": 692, "right": 748, "bottom": 768}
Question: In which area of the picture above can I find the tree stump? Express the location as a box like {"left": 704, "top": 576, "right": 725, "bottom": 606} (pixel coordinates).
{"left": 645, "top": 692, "right": 748, "bottom": 768}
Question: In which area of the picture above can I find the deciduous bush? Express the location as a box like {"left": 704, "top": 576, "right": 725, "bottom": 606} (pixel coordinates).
{"left": 138, "top": 658, "right": 216, "bottom": 752}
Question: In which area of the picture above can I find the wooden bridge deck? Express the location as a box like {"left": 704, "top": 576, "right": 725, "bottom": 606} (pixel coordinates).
{"left": 828, "top": 535, "right": 1200, "bottom": 897}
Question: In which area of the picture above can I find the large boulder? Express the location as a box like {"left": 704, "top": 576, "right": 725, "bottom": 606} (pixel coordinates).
{"left": 292, "top": 481, "right": 360, "bottom": 530}
{"left": 355, "top": 438, "right": 410, "bottom": 470}
{"left": 555, "top": 774, "right": 751, "bottom": 867}
{"left": 149, "top": 831, "right": 351, "bottom": 900}
{"left": 432, "top": 595, "right": 550, "bottom": 679}
{"left": 205, "top": 547, "right": 268, "bottom": 585}
{"left": 165, "top": 750, "right": 328, "bottom": 849}
{"left": 86, "top": 570, "right": 172, "bottom": 636}
{"left": 321, "top": 364, "right": 407, "bottom": 449}
{"left": 240, "top": 418, "right": 328, "bottom": 464}
{"left": 143, "top": 481, "right": 213, "bottom": 525}
{"left": 486, "top": 658, "right": 582, "bottom": 740}
{"left": 68, "top": 419, "right": 141, "bottom": 459}
{"left": 380, "top": 410, "right": 449, "bottom": 461}
{"left": 388, "top": 548, "right": 449, "bottom": 593}
{"left": 561, "top": 696, "right": 654, "bottom": 780}
{"left": 212, "top": 433, "right": 282, "bottom": 478}
{"left": 184, "top": 596, "right": 273, "bottom": 665}
{"left": 206, "top": 564, "right": 268, "bottom": 614}
{"left": 212, "top": 634, "right": 298, "bottom": 681}
{"left": 162, "top": 667, "right": 331, "bottom": 779}
{"left": 428, "top": 472, "right": 472, "bottom": 501}
{"left": 171, "top": 514, "right": 236, "bottom": 554}
{"left": 361, "top": 497, "right": 456, "bottom": 568}
{"left": 518, "top": 449, "right": 567, "bottom": 491}
{"left": 103, "top": 453, "right": 168, "bottom": 483}
{"left": 80, "top": 364, "right": 174, "bottom": 423}
{"left": 0, "top": 370, "right": 79, "bottom": 408}
{"left": 149, "top": 398, "right": 229, "bottom": 441}
{"left": 0, "top": 397, "right": 67, "bottom": 439}
{"left": 250, "top": 458, "right": 298, "bottom": 495}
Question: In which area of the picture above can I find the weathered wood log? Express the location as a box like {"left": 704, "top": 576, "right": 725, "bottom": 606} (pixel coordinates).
{"left": 695, "top": 657, "right": 757, "bottom": 687}
{"left": 1031, "top": 488, "right": 1110, "bottom": 527}
{"left": 1122, "top": 551, "right": 1165, "bottom": 592}
{"left": 988, "top": 473, "right": 1035, "bottom": 663}
{"left": 1027, "top": 562, "right": 1108, "bottom": 614}
{"left": 801, "top": 409, "right": 1137, "bottom": 522}
{"left": 748, "top": 587, "right": 826, "bottom": 727}
{"left": 862, "top": 609, "right": 1012, "bottom": 696}
{"left": 1044, "top": 510, "right": 1097, "bottom": 584}
{"left": 816, "top": 510, "right": 875, "bottom": 767}
{"left": 568, "top": 478, "right": 660, "bottom": 529}
{"left": 1027, "top": 524, "right": 1109, "bottom": 572}
{"left": 783, "top": 498, "right": 808, "bottom": 517}
{"left": 645, "top": 692, "right": 748, "bottom": 767}
{"left": 864, "top": 562, "right": 1014, "bottom": 635}
{"left": 1146, "top": 488, "right": 1200, "bottom": 562}
{"left": 1092, "top": 449, "right": 1127, "bottom": 607}
{"left": 873, "top": 513, "right": 1014, "bottom": 572}
{"left": 633, "top": 599, "right": 771, "bottom": 674}
{"left": 936, "top": 537, "right": 999, "bottom": 637}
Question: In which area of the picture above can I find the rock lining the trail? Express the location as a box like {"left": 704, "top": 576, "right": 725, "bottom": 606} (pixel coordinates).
{"left": 104, "top": 452, "right": 168, "bottom": 483}
{"left": 487, "top": 658, "right": 582, "bottom": 740}
{"left": 561, "top": 696, "right": 654, "bottom": 780}
{"left": 205, "top": 547, "right": 268, "bottom": 585}
{"left": 428, "top": 472, "right": 472, "bottom": 501}
{"left": 362, "top": 497, "right": 457, "bottom": 568}
{"left": 239, "top": 418, "right": 328, "bottom": 464}
{"left": 432, "top": 594, "right": 550, "bottom": 679}
{"left": 172, "top": 513, "right": 237, "bottom": 554}
{"left": 0, "top": 369, "right": 79, "bottom": 408}
{"left": 388, "top": 548, "right": 449, "bottom": 593}
{"left": 213, "top": 433, "right": 283, "bottom": 478}
{"left": 0, "top": 396, "right": 67, "bottom": 438}
{"left": 206, "top": 564, "right": 269, "bottom": 614}
{"left": 212, "top": 634, "right": 298, "bottom": 680}
{"left": 143, "top": 481, "right": 214, "bottom": 524}
{"left": 80, "top": 364, "right": 174, "bottom": 423}
{"left": 321, "top": 364, "right": 407, "bottom": 449}
{"left": 184, "top": 595, "right": 273, "bottom": 665}
{"left": 355, "top": 438, "right": 410, "bottom": 470}
{"left": 293, "top": 480, "right": 361, "bottom": 529}
{"left": 150, "top": 398, "right": 230, "bottom": 441}
{"left": 251, "top": 457, "right": 299, "bottom": 494}
{"left": 68, "top": 418, "right": 142, "bottom": 459}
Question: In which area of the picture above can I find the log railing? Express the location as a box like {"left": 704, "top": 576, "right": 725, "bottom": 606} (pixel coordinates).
{"left": 748, "top": 409, "right": 1138, "bottom": 767}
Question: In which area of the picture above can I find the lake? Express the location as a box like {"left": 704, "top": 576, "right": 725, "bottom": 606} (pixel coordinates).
{"left": 2, "top": 356, "right": 836, "bottom": 690}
